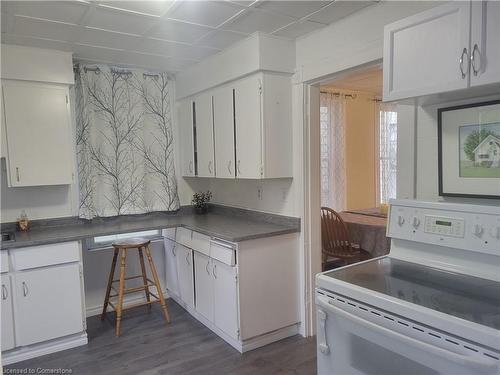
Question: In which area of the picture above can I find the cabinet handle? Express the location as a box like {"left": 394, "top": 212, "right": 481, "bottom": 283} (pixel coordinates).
{"left": 208, "top": 160, "right": 213, "bottom": 174}
{"left": 186, "top": 251, "right": 191, "bottom": 265}
{"left": 189, "top": 161, "right": 193, "bottom": 174}
{"left": 172, "top": 244, "right": 176, "bottom": 257}
{"left": 1, "top": 284, "right": 7, "bottom": 300}
{"left": 227, "top": 160, "right": 232, "bottom": 175}
{"left": 471, "top": 43, "right": 481, "bottom": 76}
{"left": 16, "top": 167, "right": 20, "bottom": 182}
{"left": 459, "top": 47, "right": 469, "bottom": 79}
{"left": 212, "top": 263, "right": 217, "bottom": 279}
{"left": 206, "top": 260, "right": 211, "bottom": 275}
{"left": 237, "top": 160, "right": 241, "bottom": 175}
{"left": 22, "top": 281, "right": 28, "bottom": 297}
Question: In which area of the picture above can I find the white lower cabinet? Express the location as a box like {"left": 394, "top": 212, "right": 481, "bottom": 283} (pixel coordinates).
{"left": 14, "top": 263, "right": 84, "bottom": 346}
{"left": 194, "top": 252, "right": 214, "bottom": 322}
{"left": 164, "top": 237, "right": 180, "bottom": 299}
{"left": 1, "top": 274, "right": 15, "bottom": 351}
{"left": 176, "top": 244, "right": 194, "bottom": 309}
{"left": 213, "top": 260, "right": 239, "bottom": 340}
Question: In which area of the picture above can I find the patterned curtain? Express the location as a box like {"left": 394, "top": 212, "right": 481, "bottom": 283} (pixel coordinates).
{"left": 377, "top": 102, "right": 398, "bottom": 204}
{"left": 320, "top": 93, "right": 346, "bottom": 211}
{"left": 74, "top": 64, "right": 179, "bottom": 219}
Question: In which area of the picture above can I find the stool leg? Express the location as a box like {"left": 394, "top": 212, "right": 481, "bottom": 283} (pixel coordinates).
{"left": 144, "top": 244, "right": 170, "bottom": 323}
{"left": 138, "top": 248, "right": 152, "bottom": 311}
{"left": 101, "top": 248, "right": 119, "bottom": 321}
{"left": 116, "top": 248, "right": 127, "bottom": 337}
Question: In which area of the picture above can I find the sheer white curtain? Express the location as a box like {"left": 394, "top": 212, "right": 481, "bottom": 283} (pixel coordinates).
{"left": 320, "top": 93, "right": 346, "bottom": 211}
{"left": 377, "top": 102, "right": 398, "bottom": 204}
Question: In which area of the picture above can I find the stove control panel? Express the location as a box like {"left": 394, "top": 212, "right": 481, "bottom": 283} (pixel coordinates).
{"left": 388, "top": 199, "right": 500, "bottom": 256}
{"left": 424, "top": 216, "right": 464, "bottom": 238}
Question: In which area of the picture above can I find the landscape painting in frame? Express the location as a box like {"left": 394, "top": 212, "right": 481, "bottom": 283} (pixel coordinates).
{"left": 459, "top": 122, "right": 500, "bottom": 178}
{"left": 438, "top": 100, "right": 500, "bottom": 199}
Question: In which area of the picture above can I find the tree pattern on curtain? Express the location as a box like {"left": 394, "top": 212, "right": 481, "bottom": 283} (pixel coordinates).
{"left": 74, "top": 65, "right": 179, "bottom": 219}
{"left": 378, "top": 102, "right": 398, "bottom": 204}
{"left": 320, "top": 93, "right": 346, "bottom": 211}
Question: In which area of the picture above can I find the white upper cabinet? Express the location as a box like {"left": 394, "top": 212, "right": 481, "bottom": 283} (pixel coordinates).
{"left": 234, "top": 72, "right": 292, "bottom": 179}
{"left": 177, "top": 100, "right": 195, "bottom": 177}
{"left": 470, "top": 1, "right": 500, "bottom": 87}
{"left": 2, "top": 81, "right": 74, "bottom": 186}
{"left": 384, "top": 1, "right": 500, "bottom": 101}
{"left": 383, "top": 2, "right": 471, "bottom": 101}
{"left": 194, "top": 92, "right": 215, "bottom": 178}
{"left": 213, "top": 86, "right": 235, "bottom": 179}
{"left": 234, "top": 75, "right": 263, "bottom": 179}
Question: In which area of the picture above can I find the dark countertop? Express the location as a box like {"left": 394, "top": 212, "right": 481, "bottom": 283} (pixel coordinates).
{"left": 0, "top": 206, "right": 300, "bottom": 250}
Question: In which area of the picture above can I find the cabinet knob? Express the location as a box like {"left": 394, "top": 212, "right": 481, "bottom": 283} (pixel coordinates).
{"left": 22, "top": 281, "right": 29, "bottom": 297}
{"left": 1, "top": 284, "right": 7, "bottom": 300}
{"left": 473, "top": 224, "right": 484, "bottom": 237}
{"left": 412, "top": 217, "right": 420, "bottom": 229}
{"left": 398, "top": 215, "right": 405, "bottom": 227}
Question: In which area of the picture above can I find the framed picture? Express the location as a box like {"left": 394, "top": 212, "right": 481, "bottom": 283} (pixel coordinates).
{"left": 438, "top": 100, "right": 500, "bottom": 199}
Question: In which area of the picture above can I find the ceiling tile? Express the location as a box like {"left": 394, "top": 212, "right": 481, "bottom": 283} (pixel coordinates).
{"left": 9, "top": 1, "right": 89, "bottom": 24}
{"left": 150, "top": 19, "right": 213, "bottom": 44}
{"left": 222, "top": 9, "right": 294, "bottom": 34}
{"left": 12, "top": 15, "right": 80, "bottom": 43}
{"left": 225, "top": 0, "right": 258, "bottom": 7}
{"left": 87, "top": 6, "right": 157, "bottom": 35}
{"left": 256, "top": 1, "right": 330, "bottom": 20}
{"left": 74, "top": 43, "right": 123, "bottom": 63}
{"left": 196, "top": 29, "right": 246, "bottom": 50}
{"left": 78, "top": 27, "right": 142, "bottom": 50}
{"left": 136, "top": 37, "right": 220, "bottom": 60}
{"left": 166, "top": 1, "right": 244, "bottom": 28}
{"left": 273, "top": 20, "right": 326, "bottom": 39}
{"left": 98, "top": 1, "right": 175, "bottom": 17}
{"left": 308, "top": 1, "right": 374, "bottom": 25}
{"left": 1, "top": 34, "right": 74, "bottom": 52}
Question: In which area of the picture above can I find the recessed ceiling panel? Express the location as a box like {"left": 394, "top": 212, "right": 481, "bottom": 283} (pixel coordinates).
{"left": 12, "top": 16, "right": 80, "bottom": 43}
{"left": 167, "top": 1, "right": 245, "bottom": 28}
{"left": 222, "top": 9, "right": 294, "bottom": 34}
{"left": 195, "top": 29, "right": 247, "bottom": 50}
{"left": 87, "top": 6, "right": 157, "bottom": 35}
{"left": 98, "top": 1, "right": 175, "bottom": 17}
{"left": 308, "top": 1, "right": 374, "bottom": 25}
{"left": 256, "top": 1, "right": 330, "bottom": 20}
{"left": 273, "top": 19, "right": 326, "bottom": 39}
{"left": 9, "top": 1, "right": 89, "bottom": 24}
{"left": 150, "top": 19, "right": 213, "bottom": 44}
{"left": 78, "top": 27, "right": 143, "bottom": 51}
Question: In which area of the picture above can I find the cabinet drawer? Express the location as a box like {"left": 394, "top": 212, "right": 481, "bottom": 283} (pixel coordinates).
{"left": 210, "top": 240, "right": 236, "bottom": 266}
{"left": 11, "top": 241, "right": 80, "bottom": 270}
{"left": 191, "top": 232, "right": 211, "bottom": 256}
{"left": 162, "top": 228, "right": 176, "bottom": 241}
{"left": 1, "top": 251, "right": 9, "bottom": 273}
{"left": 176, "top": 227, "right": 192, "bottom": 248}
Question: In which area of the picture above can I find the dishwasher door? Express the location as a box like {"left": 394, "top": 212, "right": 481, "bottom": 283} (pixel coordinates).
{"left": 316, "top": 292, "right": 499, "bottom": 375}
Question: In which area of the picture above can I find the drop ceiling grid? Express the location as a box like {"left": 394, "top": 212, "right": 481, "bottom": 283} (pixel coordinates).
{"left": 0, "top": 0, "right": 377, "bottom": 73}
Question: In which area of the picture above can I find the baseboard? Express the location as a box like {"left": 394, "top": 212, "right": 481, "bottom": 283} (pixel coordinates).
{"left": 2, "top": 332, "right": 88, "bottom": 366}
{"left": 86, "top": 292, "right": 170, "bottom": 317}
{"left": 168, "top": 294, "right": 300, "bottom": 353}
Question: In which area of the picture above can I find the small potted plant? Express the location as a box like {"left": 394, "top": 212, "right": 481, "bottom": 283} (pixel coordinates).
{"left": 192, "top": 191, "right": 212, "bottom": 215}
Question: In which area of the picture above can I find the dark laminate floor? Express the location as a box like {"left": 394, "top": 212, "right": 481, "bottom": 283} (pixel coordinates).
{"left": 4, "top": 300, "right": 317, "bottom": 375}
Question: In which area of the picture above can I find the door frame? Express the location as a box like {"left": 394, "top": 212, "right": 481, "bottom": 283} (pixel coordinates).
{"left": 299, "top": 60, "right": 383, "bottom": 336}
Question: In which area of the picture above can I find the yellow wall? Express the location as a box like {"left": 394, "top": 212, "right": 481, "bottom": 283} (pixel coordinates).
{"left": 323, "top": 89, "right": 378, "bottom": 209}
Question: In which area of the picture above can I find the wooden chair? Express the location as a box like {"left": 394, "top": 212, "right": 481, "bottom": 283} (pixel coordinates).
{"left": 321, "top": 207, "right": 371, "bottom": 271}
{"left": 101, "top": 238, "right": 170, "bottom": 336}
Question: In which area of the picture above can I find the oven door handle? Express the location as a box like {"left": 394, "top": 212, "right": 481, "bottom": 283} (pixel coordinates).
{"left": 317, "top": 296, "right": 498, "bottom": 374}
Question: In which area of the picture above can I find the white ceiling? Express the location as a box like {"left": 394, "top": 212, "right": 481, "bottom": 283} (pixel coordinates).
{"left": 322, "top": 66, "right": 383, "bottom": 95}
{"left": 1, "top": 0, "right": 377, "bottom": 74}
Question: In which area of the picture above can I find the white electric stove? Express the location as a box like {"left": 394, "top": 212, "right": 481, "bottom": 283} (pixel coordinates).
{"left": 316, "top": 199, "right": 500, "bottom": 375}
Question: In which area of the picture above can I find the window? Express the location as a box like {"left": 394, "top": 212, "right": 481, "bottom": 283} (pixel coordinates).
{"left": 378, "top": 107, "right": 398, "bottom": 204}
{"left": 88, "top": 230, "right": 162, "bottom": 249}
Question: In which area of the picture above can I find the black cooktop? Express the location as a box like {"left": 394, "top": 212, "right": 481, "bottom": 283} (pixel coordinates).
{"left": 324, "top": 257, "right": 500, "bottom": 330}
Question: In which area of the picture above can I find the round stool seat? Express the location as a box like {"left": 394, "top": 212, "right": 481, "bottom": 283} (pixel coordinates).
{"left": 112, "top": 237, "right": 151, "bottom": 248}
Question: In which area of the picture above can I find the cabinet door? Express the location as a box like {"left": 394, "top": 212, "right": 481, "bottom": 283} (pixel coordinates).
{"left": 213, "top": 261, "right": 239, "bottom": 340}
{"left": 195, "top": 93, "right": 215, "bottom": 177}
{"left": 14, "top": 263, "right": 84, "bottom": 346}
{"left": 1, "top": 274, "right": 15, "bottom": 351}
{"left": 164, "top": 238, "right": 180, "bottom": 298}
{"left": 213, "top": 86, "right": 235, "bottom": 179}
{"left": 470, "top": 1, "right": 500, "bottom": 87}
{"left": 194, "top": 252, "right": 214, "bottom": 322}
{"left": 234, "top": 75, "right": 262, "bottom": 179}
{"left": 2, "top": 81, "right": 74, "bottom": 186}
{"left": 175, "top": 244, "right": 194, "bottom": 309}
{"left": 177, "top": 100, "right": 195, "bottom": 176}
{"left": 383, "top": 2, "right": 471, "bottom": 101}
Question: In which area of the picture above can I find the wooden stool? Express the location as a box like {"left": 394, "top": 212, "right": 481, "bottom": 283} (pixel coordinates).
{"left": 101, "top": 238, "right": 170, "bottom": 336}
